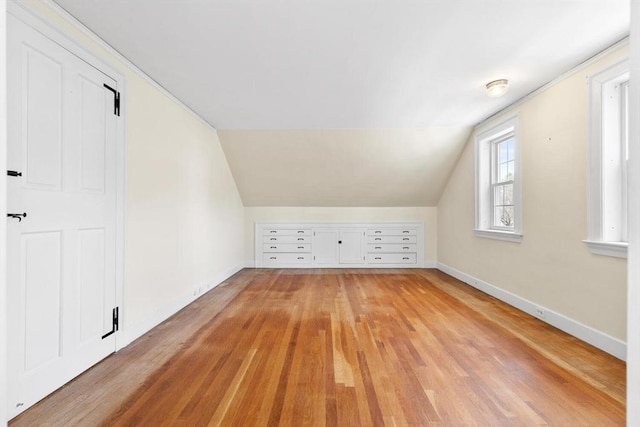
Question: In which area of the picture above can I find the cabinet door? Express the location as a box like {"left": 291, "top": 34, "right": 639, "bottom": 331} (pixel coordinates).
{"left": 339, "top": 228, "right": 366, "bottom": 264}
{"left": 313, "top": 228, "right": 339, "bottom": 264}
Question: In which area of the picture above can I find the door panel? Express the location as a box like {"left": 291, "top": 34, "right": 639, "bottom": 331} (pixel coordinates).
{"left": 313, "top": 229, "right": 339, "bottom": 264}
{"left": 339, "top": 228, "right": 366, "bottom": 264}
{"left": 78, "top": 228, "right": 106, "bottom": 343}
{"left": 79, "top": 76, "right": 107, "bottom": 192}
{"left": 7, "top": 15, "right": 119, "bottom": 418}
{"left": 23, "top": 46, "right": 63, "bottom": 189}
{"left": 23, "top": 231, "right": 62, "bottom": 371}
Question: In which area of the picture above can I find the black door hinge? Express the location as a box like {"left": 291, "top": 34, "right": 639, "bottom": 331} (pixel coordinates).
{"left": 102, "top": 306, "right": 119, "bottom": 339}
{"left": 103, "top": 84, "right": 120, "bottom": 116}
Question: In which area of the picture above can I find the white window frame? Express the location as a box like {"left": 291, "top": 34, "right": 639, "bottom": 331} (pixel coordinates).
{"left": 584, "top": 60, "right": 629, "bottom": 258}
{"left": 475, "top": 115, "right": 522, "bottom": 242}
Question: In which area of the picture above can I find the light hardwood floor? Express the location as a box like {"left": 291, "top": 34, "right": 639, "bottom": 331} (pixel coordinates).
{"left": 10, "top": 269, "right": 625, "bottom": 426}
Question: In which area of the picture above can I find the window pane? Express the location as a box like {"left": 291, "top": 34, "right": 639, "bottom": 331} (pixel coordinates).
{"left": 502, "top": 206, "right": 514, "bottom": 227}
{"left": 507, "top": 139, "right": 514, "bottom": 161}
{"left": 507, "top": 161, "right": 514, "bottom": 180}
{"left": 493, "top": 207, "right": 504, "bottom": 228}
{"left": 494, "top": 185, "right": 504, "bottom": 205}
{"left": 499, "top": 141, "right": 508, "bottom": 163}
{"left": 494, "top": 206, "right": 514, "bottom": 228}
{"left": 504, "top": 183, "right": 513, "bottom": 205}
{"left": 499, "top": 163, "right": 508, "bottom": 182}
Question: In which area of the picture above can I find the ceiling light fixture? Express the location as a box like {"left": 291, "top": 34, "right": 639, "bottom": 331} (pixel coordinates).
{"left": 485, "top": 79, "right": 509, "bottom": 98}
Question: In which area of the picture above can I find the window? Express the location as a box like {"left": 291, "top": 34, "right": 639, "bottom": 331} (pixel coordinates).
{"left": 585, "top": 61, "right": 629, "bottom": 258}
{"left": 475, "top": 115, "right": 522, "bottom": 242}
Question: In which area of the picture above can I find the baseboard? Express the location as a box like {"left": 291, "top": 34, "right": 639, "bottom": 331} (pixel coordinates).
{"left": 242, "top": 260, "right": 436, "bottom": 268}
{"left": 437, "top": 262, "right": 626, "bottom": 361}
{"left": 117, "top": 262, "right": 246, "bottom": 349}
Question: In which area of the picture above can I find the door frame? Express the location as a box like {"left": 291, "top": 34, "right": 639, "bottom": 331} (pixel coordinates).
{"left": 1, "top": 1, "right": 8, "bottom": 424}
{"left": 2, "top": 2, "right": 126, "bottom": 421}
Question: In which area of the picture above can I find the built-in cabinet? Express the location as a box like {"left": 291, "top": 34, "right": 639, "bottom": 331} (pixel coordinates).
{"left": 313, "top": 228, "right": 366, "bottom": 265}
{"left": 255, "top": 222, "right": 424, "bottom": 268}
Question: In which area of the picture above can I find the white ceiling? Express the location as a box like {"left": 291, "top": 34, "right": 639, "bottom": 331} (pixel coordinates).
{"left": 51, "top": 0, "right": 629, "bottom": 207}
{"left": 52, "top": 0, "right": 629, "bottom": 129}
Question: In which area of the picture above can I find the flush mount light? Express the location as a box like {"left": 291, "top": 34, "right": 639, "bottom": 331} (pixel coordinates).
{"left": 485, "top": 79, "right": 509, "bottom": 98}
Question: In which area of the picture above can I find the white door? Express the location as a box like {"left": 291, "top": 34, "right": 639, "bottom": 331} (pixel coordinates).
{"left": 6, "top": 16, "right": 119, "bottom": 418}
{"left": 313, "top": 228, "right": 339, "bottom": 264}
{"left": 339, "top": 228, "right": 366, "bottom": 264}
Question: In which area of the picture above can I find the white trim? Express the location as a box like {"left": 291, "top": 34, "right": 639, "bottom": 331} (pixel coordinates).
{"left": 586, "top": 59, "right": 630, "bottom": 259}
{"left": 627, "top": 0, "right": 640, "bottom": 424}
{"left": 118, "top": 263, "right": 245, "bottom": 347}
{"left": 30, "top": 0, "right": 218, "bottom": 132}
{"left": 473, "top": 229, "right": 523, "bottom": 243}
{"left": 0, "top": 0, "right": 8, "bottom": 425}
{"left": 477, "top": 38, "right": 629, "bottom": 129}
{"left": 582, "top": 240, "right": 628, "bottom": 258}
{"left": 475, "top": 115, "right": 522, "bottom": 239}
{"left": 437, "top": 262, "right": 627, "bottom": 361}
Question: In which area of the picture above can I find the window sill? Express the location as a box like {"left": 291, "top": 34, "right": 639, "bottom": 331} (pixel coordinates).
{"left": 583, "top": 240, "right": 628, "bottom": 258}
{"left": 474, "top": 229, "right": 523, "bottom": 243}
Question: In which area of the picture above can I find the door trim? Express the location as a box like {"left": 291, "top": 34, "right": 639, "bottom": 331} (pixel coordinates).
{"left": 6, "top": 0, "right": 127, "bottom": 356}
{"left": 1, "top": 1, "right": 9, "bottom": 425}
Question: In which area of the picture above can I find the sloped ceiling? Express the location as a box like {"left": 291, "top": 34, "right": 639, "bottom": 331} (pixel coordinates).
{"left": 218, "top": 128, "right": 470, "bottom": 206}
{"left": 52, "top": 0, "right": 629, "bottom": 207}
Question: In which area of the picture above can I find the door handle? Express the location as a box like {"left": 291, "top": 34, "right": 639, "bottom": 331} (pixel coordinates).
{"left": 7, "top": 213, "right": 27, "bottom": 222}
{"left": 7, "top": 170, "right": 22, "bottom": 177}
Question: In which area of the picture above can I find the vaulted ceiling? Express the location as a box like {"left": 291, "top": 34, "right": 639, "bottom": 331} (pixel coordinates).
{"left": 53, "top": 0, "right": 629, "bottom": 206}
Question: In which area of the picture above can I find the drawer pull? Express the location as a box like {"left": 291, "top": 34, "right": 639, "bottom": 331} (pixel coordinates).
{"left": 298, "top": 238, "right": 304, "bottom": 240}
{"left": 270, "top": 231, "right": 277, "bottom": 233}
{"left": 402, "top": 230, "right": 410, "bottom": 234}
{"left": 375, "top": 238, "right": 381, "bottom": 241}
{"left": 270, "top": 257, "right": 277, "bottom": 260}
{"left": 297, "top": 246, "right": 304, "bottom": 249}
{"left": 270, "top": 238, "right": 276, "bottom": 241}
{"left": 270, "top": 246, "right": 277, "bottom": 249}
{"left": 375, "top": 257, "right": 382, "bottom": 260}
{"left": 374, "top": 230, "right": 382, "bottom": 234}
{"left": 297, "top": 257, "right": 304, "bottom": 260}
{"left": 403, "top": 257, "right": 409, "bottom": 260}
{"left": 375, "top": 246, "right": 382, "bottom": 249}
{"left": 403, "top": 238, "right": 409, "bottom": 241}
{"left": 403, "top": 247, "right": 409, "bottom": 249}
{"left": 297, "top": 231, "right": 304, "bottom": 234}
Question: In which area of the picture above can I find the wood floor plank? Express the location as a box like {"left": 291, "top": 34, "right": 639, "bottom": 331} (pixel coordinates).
{"left": 10, "top": 268, "right": 626, "bottom": 426}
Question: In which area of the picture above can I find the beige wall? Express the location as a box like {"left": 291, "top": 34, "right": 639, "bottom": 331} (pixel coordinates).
{"left": 22, "top": 1, "right": 245, "bottom": 334}
{"left": 245, "top": 207, "right": 437, "bottom": 265}
{"left": 438, "top": 45, "right": 628, "bottom": 341}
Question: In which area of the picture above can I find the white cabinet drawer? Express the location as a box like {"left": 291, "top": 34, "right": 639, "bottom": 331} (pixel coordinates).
{"left": 368, "top": 244, "right": 416, "bottom": 253}
{"left": 367, "top": 253, "right": 417, "bottom": 264}
{"left": 367, "top": 235, "right": 417, "bottom": 244}
{"left": 263, "top": 235, "right": 310, "bottom": 243}
{"left": 263, "top": 243, "right": 311, "bottom": 253}
{"left": 263, "top": 229, "right": 312, "bottom": 236}
{"left": 263, "top": 253, "right": 312, "bottom": 264}
{"left": 367, "top": 229, "right": 417, "bottom": 236}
